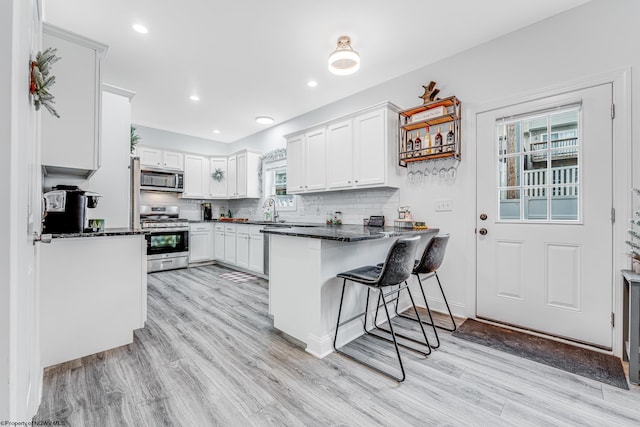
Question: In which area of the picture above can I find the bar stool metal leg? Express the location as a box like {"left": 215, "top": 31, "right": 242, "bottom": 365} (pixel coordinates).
{"left": 373, "top": 282, "right": 432, "bottom": 356}
{"left": 333, "top": 282, "right": 408, "bottom": 382}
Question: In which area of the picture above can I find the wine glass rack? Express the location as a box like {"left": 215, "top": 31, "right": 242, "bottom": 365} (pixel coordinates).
{"left": 398, "top": 96, "right": 461, "bottom": 167}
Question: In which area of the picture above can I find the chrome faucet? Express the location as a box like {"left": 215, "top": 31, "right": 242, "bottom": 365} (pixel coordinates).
{"left": 263, "top": 195, "right": 279, "bottom": 222}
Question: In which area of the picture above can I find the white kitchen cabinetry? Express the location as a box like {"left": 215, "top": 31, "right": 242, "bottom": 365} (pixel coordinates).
{"left": 182, "top": 154, "right": 210, "bottom": 199}
{"left": 234, "top": 224, "right": 264, "bottom": 273}
{"left": 327, "top": 120, "right": 354, "bottom": 189}
{"left": 138, "top": 146, "right": 184, "bottom": 171}
{"left": 224, "top": 224, "right": 237, "bottom": 264}
{"left": 214, "top": 224, "right": 225, "bottom": 261}
{"left": 287, "top": 102, "right": 400, "bottom": 194}
{"left": 236, "top": 226, "right": 250, "bottom": 269}
{"left": 189, "top": 223, "right": 214, "bottom": 263}
{"left": 83, "top": 85, "right": 134, "bottom": 228}
{"left": 286, "top": 128, "right": 327, "bottom": 194}
{"left": 353, "top": 108, "right": 388, "bottom": 187}
{"left": 41, "top": 23, "right": 107, "bottom": 178}
{"left": 228, "top": 150, "right": 260, "bottom": 198}
{"left": 209, "top": 157, "right": 228, "bottom": 198}
{"left": 40, "top": 235, "right": 147, "bottom": 367}
{"left": 248, "top": 225, "right": 264, "bottom": 273}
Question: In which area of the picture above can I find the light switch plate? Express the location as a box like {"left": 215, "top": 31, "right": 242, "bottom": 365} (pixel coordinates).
{"left": 435, "top": 199, "right": 453, "bottom": 212}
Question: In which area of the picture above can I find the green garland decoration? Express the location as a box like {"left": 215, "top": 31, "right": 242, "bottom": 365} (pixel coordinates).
{"left": 30, "top": 47, "right": 61, "bottom": 118}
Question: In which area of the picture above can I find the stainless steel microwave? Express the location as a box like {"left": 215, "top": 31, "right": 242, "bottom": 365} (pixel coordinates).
{"left": 140, "top": 169, "right": 184, "bottom": 192}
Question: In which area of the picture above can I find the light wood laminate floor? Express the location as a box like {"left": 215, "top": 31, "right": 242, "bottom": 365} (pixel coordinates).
{"left": 36, "top": 265, "right": 640, "bottom": 426}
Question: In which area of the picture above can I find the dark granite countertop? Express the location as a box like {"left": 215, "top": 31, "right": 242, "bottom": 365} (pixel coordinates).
{"left": 49, "top": 228, "right": 149, "bottom": 239}
{"left": 261, "top": 224, "right": 439, "bottom": 242}
{"left": 190, "top": 219, "right": 321, "bottom": 227}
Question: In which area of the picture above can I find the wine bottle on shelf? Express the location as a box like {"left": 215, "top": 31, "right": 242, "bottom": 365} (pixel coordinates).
{"left": 407, "top": 132, "right": 414, "bottom": 157}
{"left": 446, "top": 123, "right": 455, "bottom": 152}
{"left": 435, "top": 126, "right": 443, "bottom": 153}
{"left": 414, "top": 130, "right": 422, "bottom": 157}
{"left": 425, "top": 126, "right": 432, "bottom": 155}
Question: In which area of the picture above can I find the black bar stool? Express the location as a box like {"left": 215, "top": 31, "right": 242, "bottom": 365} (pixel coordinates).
{"left": 401, "top": 234, "right": 456, "bottom": 336}
{"left": 332, "top": 235, "right": 431, "bottom": 382}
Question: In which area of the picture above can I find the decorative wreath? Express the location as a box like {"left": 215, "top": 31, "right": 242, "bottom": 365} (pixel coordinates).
{"left": 30, "top": 47, "right": 61, "bottom": 118}
{"left": 212, "top": 168, "right": 225, "bottom": 182}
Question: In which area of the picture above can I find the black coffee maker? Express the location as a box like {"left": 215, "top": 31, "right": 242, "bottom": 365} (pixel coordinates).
{"left": 43, "top": 185, "right": 101, "bottom": 233}
{"left": 201, "top": 203, "right": 212, "bottom": 221}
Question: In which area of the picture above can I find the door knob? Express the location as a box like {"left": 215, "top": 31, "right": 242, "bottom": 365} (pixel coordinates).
{"left": 480, "top": 213, "right": 487, "bottom": 221}
{"left": 479, "top": 228, "right": 488, "bottom": 236}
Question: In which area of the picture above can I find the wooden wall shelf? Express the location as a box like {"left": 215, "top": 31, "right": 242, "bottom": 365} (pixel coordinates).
{"left": 398, "top": 95, "right": 461, "bottom": 167}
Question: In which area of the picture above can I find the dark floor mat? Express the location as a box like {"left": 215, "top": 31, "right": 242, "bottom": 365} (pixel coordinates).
{"left": 453, "top": 319, "right": 628, "bottom": 390}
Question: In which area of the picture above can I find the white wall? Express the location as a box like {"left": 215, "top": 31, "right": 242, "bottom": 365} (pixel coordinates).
{"left": 134, "top": 125, "right": 230, "bottom": 156}
{"left": 0, "top": 0, "right": 13, "bottom": 417}
{"left": 2, "top": 0, "right": 43, "bottom": 421}
{"left": 227, "top": 0, "right": 639, "bottom": 319}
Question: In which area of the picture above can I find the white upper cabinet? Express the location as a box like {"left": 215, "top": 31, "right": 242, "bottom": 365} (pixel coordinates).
{"left": 287, "top": 102, "right": 400, "bottom": 194}
{"left": 209, "top": 157, "right": 228, "bottom": 198}
{"left": 353, "top": 108, "right": 387, "bottom": 187}
{"left": 286, "top": 135, "right": 305, "bottom": 193}
{"left": 286, "top": 128, "right": 327, "bottom": 194}
{"left": 162, "top": 151, "right": 184, "bottom": 170}
{"left": 182, "top": 154, "right": 209, "bottom": 199}
{"left": 327, "top": 120, "right": 354, "bottom": 189}
{"left": 228, "top": 150, "right": 260, "bottom": 198}
{"left": 138, "top": 146, "right": 183, "bottom": 171}
{"left": 41, "top": 23, "right": 107, "bottom": 178}
{"left": 227, "top": 155, "right": 237, "bottom": 197}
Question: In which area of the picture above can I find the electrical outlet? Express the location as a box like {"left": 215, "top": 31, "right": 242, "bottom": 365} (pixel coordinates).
{"left": 249, "top": 208, "right": 253, "bottom": 215}
{"left": 435, "top": 199, "right": 453, "bottom": 212}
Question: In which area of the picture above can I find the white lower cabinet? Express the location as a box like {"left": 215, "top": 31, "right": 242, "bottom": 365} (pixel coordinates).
{"left": 189, "top": 223, "right": 214, "bottom": 263}
{"left": 224, "top": 224, "right": 237, "bottom": 264}
{"left": 248, "top": 225, "right": 264, "bottom": 273}
{"left": 214, "top": 224, "right": 225, "bottom": 261}
{"left": 236, "top": 229, "right": 250, "bottom": 269}
{"left": 211, "top": 223, "right": 264, "bottom": 274}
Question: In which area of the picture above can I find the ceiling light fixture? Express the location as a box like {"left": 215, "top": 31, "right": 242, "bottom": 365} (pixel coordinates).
{"left": 255, "top": 116, "right": 274, "bottom": 125}
{"left": 213, "top": 130, "right": 221, "bottom": 134}
{"left": 328, "top": 36, "right": 360, "bottom": 76}
{"left": 189, "top": 95, "right": 200, "bottom": 101}
{"left": 132, "top": 24, "right": 148, "bottom": 34}
{"left": 307, "top": 80, "right": 318, "bottom": 88}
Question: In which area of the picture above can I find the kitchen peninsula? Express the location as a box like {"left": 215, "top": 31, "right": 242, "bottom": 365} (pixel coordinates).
{"left": 40, "top": 230, "right": 148, "bottom": 367}
{"left": 263, "top": 225, "right": 437, "bottom": 358}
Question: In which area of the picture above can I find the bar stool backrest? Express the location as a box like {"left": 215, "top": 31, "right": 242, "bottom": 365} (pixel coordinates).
{"left": 377, "top": 235, "right": 421, "bottom": 287}
{"left": 415, "top": 234, "right": 450, "bottom": 274}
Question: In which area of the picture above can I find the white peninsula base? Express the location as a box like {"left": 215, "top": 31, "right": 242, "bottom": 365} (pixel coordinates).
{"left": 40, "top": 234, "right": 147, "bottom": 368}
{"left": 269, "top": 233, "right": 431, "bottom": 358}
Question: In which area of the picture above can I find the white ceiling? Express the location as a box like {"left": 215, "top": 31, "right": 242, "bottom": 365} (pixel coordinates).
{"left": 43, "top": 0, "right": 590, "bottom": 143}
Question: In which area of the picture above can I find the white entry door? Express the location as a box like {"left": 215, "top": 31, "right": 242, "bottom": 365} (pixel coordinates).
{"left": 476, "top": 84, "right": 613, "bottom": 349}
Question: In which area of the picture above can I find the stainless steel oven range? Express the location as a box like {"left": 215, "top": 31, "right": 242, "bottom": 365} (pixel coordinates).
{"left": 140, "top": 205, "right": 189, "bottom": 273}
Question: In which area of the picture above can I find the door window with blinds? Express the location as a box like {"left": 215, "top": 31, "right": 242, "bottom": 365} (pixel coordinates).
{"left": 497, "top": 105, "right": 580, "bottom": 221}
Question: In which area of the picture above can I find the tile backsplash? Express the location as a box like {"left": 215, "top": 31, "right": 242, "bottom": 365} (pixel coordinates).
{"left": 229, "top": 188, "right": 400, "bottom": 225}
{"left": 138, "top": 188, "right": 399, "bottom": 224}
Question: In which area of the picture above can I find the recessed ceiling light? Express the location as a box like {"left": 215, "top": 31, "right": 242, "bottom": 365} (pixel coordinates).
{"left": 307, "top": 80, "right": 318, "bottom": 88}
{"left": 189, "top": 95, "right": 200, "bottom": 101}
{"left": 255, "top": 116, "right": 274, "bottom": 125}
{"left": 132, "top": 24, "right": 148, "bottom": 34}
{"left": 213, "top": 130, "right": 221, "bottom": 134}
